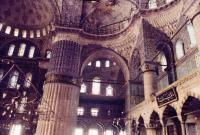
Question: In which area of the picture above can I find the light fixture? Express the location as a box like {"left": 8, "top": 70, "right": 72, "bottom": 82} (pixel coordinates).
{"left": 28, "top": 111, "right": 31, "bottom": 115}
{"left": 7, "top": 106, "right": 11, "bottom": 110}
{"left": 2, "top": 111, "right": 6, "bottom": 116}
{"left": 2, "top": 92, "right": 7, "bottom": 98}
{"left": 15, "top": 101, "right": 19, "bottom": 109}
{"left": 12, "top": 99, "right": 15, "bottom": 103}
{"left": 23, "top": 91, "right": 27, "bottom": 96}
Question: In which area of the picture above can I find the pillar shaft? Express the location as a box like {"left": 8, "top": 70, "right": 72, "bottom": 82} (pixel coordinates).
{"left": 142, "top": 62, "right": 156, "bottom": 101}
{"left": 180, "top": 123, "right": 186, "bottom": 135}
{"left": 36, "top": 41, "right": 81, "bottom": 135}
{"left": 36, "top": 83, "right": 79, "bottom": 135}
{"left": 125, "top": 82, "right": 131, "bottom": 113}
{"left": 146, "top": 128, "right": 156, "bottom": 135}
{"left": 143, "top": 70, "right": 154, "bottom": 101}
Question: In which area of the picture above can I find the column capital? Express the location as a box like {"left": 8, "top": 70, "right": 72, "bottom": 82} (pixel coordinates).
{"left": 141, "top": 61, "right": 157, "bottom": 73}
{"left": 45, "top": 74, "right": 80, "bottom": 86}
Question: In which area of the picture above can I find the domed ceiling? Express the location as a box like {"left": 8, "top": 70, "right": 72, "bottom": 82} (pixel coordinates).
{"left": 82, "top": 0, "right": 138, "bottom": 31}
{"left": 0, "top": 0, "right": 54, "bottom": 29}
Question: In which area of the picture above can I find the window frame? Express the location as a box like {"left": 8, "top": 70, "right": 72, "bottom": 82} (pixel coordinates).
{"left": 95, "top": 61, "right": 101, "bottom": 67}
{"left": 106, "top": 85, "right": 114, "bottom": 96}
{"left": 28, "top": 46, "right": 35, "bottom": 58}
{"left": 46, "top": 50, "right": 52, "bottom": 59}
{"left": 105, "top": 60, "right": 110, "bottom": 67}
{"left": 92, "top": 77, "right": 101, "bottom": 95}
{"left": 8, "top": 71, "right": 19, "bottom": 89}
{"left": 148, "top": 0, "right": 157, "bottom": 9}
{"left": 91, "top": 108, "right": 99, "bottom": 117}
{"left": 159, "top": 52, "right": 167, "bottom": 72}
{"left": 80, "top": 83, "right": 87, "bottom": 93}
{"left": 18, "top": 43, "right": 26, "bottom": 57}
{"left": 77, "top": 107, "right": 84, "bottom": 116}
{"left": 187, "top": 21, "right": 197, "bottom": 48}
{"left": 8, "top": 44, "right": 15, "bottom": 56}
{"left": 175, "top": 40, "right": 185, "bottom": 60}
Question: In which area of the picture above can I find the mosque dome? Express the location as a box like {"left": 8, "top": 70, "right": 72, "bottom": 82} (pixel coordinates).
{"left": 0, "top": 0, "right": 54, "bottom": 38}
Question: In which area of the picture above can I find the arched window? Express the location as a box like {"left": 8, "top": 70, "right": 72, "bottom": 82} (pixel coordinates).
{"left": 148, "top": 0, "right": 157, "bottom": 9}
{"left": 46, "top": 50, "right": 52, "bottom": 59}
{"left": 36, "top": 30, "right": 41, "bottom": 37}
{"left": 75, "top": 128, "right": 84, "bottom": 135}
{"left": 77, "top": 107, "right": 84, "bottom": 116}
{"left": 105, "top": 130, "right": 114, "bottom": 135}
{"left": 22, "top": 30, "right": 27, "bottom": 38}
{"left": 92, "top": 77, "right": 101, "bottom": 95}
{"left": 159, "top": 52, "right": 167, "bottom": 72}
{"left": 30, "top": 31, "right": 34, "bottom": 38}
{"left": 5, "top": 26, "right": 11, "bottom": 34}
{"left": 187, "top": 21, "right": 196, "bottom": 48}
{"left": 42, "top": 28, "right": 47, "bottom": 36}
{"left": 0, "top": 69, "right": 3, "bottom": 81}
{"left": 175, "top": 40, "right": 185, "bottom": 59}
{"left": 80, "top": 83, "right": 87, "bottom": 93}
{"left": 8, "top": 71, "right": 19, "bottom": 88}
{"left": 88, "top": 62, "right": 92, "bottom": 66}
{"left": 106, "top": 85, "right": 113, "bottom": 96}
{"left": 96, "top": 61, "right": 101, "bottom": 67}
{"left": 28, "top": 46, "right": 35, "bottom": 58}
{"left": 105, "top": 60, "right": 110, "bottom": 67}
{"left": 9, "top": 124, "right": 22, "bottom": 135}
{"left": 8, "top": 44, "right": 15, "bottom": 56}
{"left": 14, "top": 28, "right": 19, "bottom": 37}
{"left": 18, "top": 43, "right": 26, "bottom": 57}
{"left": 89, "top": 128, "right": 98, "bottom": 135}
{"left": 91, "top": 108, "right": 99, "bottom": 117}
{"left": 24, "top": 73, "right": 32, "bottom": 88}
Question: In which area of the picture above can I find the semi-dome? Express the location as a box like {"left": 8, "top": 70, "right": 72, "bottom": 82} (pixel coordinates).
{"left": 82, "top": 0, "right": 138, "bottom": 35}
{"left": 0, "top": 0, "right": 54, "bottom": 38}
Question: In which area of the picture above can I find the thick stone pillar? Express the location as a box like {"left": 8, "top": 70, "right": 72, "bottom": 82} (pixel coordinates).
{"left": 142, "top": 62, "right": 156, "bottom": 101}
{"left": 192, "top": 13, "right": 200, "bottom": 50}
{"left": 36, "top": 41, "right": 81, "bottom": 135}
{"left": 146, "top": 128, "right": 156, "bottom": 135}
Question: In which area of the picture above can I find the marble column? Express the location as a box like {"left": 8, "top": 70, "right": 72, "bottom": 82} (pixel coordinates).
{"left": 180, "top": 122, "right": 186, "bottom": 135}
{"left": 36, "top": 40, "right": 81, "bottom": 135}
{"left": 125, "top": 82, "right": 131, "bottom": 115}
{"left": 124, "top": 81, "right": 132, "bottom": 135}
{"left": 142, "top": 62, "right": 156, "bottom": 101}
